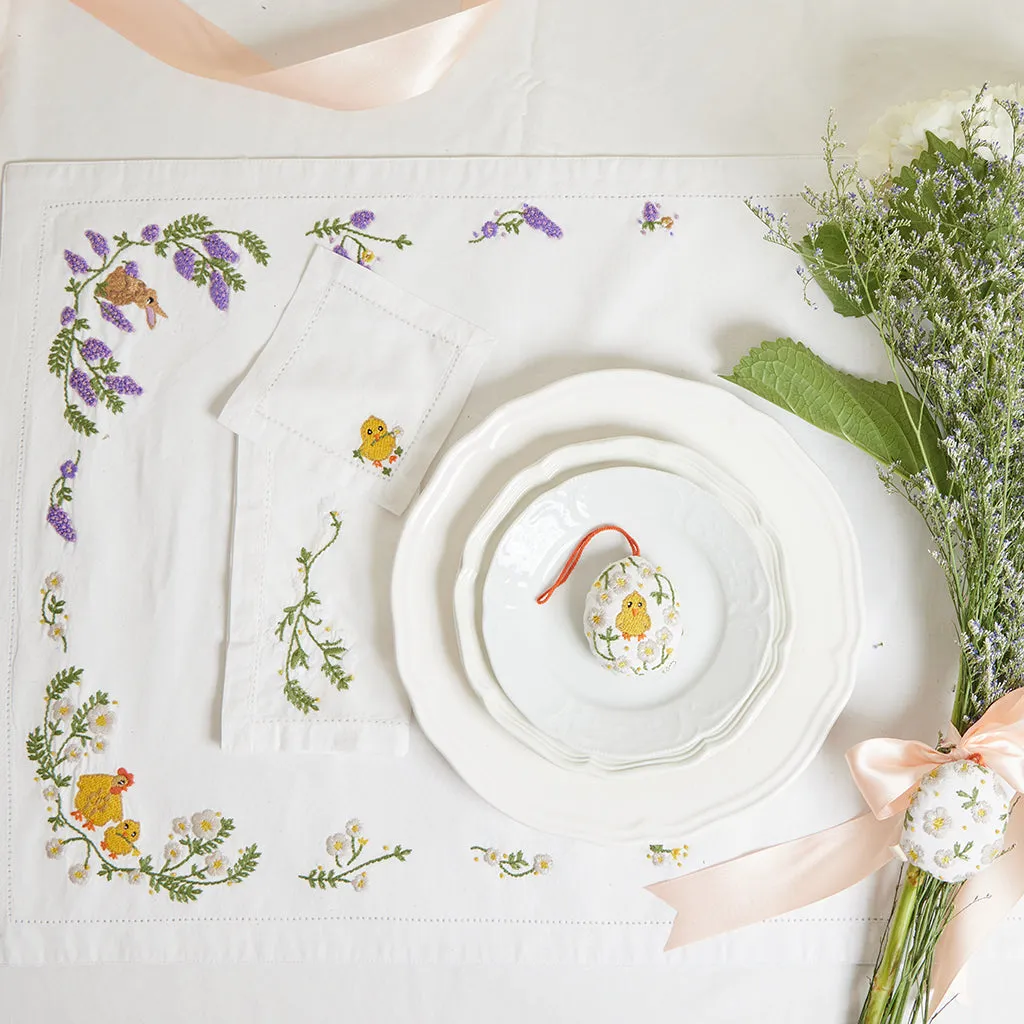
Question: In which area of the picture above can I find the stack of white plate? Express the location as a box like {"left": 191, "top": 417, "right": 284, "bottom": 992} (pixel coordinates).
{"left": 393, "top": 370, "right": 863, "bottom": 842}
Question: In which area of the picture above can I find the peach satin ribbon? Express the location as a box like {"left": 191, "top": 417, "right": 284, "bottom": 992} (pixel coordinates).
{"left": 648, "top": 687, "right": 1024, "bottom": 1010}
{"left": 69, "top": 0, "right": 497, "bottom": 111}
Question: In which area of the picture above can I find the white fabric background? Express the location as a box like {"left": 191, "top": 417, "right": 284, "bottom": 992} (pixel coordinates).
{"left": 1, "top": 0, "right": 1023, "bottom": 1019}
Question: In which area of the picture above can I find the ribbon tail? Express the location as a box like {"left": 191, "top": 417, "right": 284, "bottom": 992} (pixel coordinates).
{"left": 930, "top": 807, "right": 1024, "bottom": 1012}
{"left": 647, "top": 813, "right": 901, "bottom": 950}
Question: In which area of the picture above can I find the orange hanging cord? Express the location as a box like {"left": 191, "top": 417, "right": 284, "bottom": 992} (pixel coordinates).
{"left": 535, "top": 525, "right": 641, "bottom": 605}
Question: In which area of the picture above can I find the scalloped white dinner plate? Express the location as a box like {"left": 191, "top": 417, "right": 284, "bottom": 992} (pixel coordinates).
{"left": 453, "top": 438, "right": 792, "bottom": 772}
{"left": 392, "top": 370, "right": 863, "bottom": 842}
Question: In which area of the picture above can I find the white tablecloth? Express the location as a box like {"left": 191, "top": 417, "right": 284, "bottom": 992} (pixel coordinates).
{"left": 2, "top": 0, "right": 1024, "bottom": 1018}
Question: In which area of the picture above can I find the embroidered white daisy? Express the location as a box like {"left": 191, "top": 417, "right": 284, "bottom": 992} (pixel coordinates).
{"left": 345, "top": 818, "right": 363, "bottom": 838}
{"left": 67, "top": 862, "right": 90, "bottom": 885}
{"left": 922, "top": 807, "right": 953, "bottom": 837}
{"left": 933, "top": 848, "right": 954, "bottom": 870}
{"left": 481, "top": 848, "right": 501, "bottom": 866}
{"left": 587, "top": 608, "right": 607, "bottom": 630}
{"left": 350, "top": 871, "right": 369, "bottom": 891}
{"left": 655, "top": 627, "right": 672, "bottom": 644}
{"left": 325, "top": 833, "right": 348, "bottom": 858}
{"left": 44, "top": 572, "right": 63, "bottom": 590}
{"left": 171, "top": 817, "right": 189, "bottom": 836}
{"left": 86, "top": 704, "right": 116, "bottom": 735}
{"left": 191, "top": 809, "right": 221, "bottom": 839}
{"left": 971, "top": 801, "right": 994, "bottom": 824}
{"left": 649, "top": 849, "right": 666, "bottom": 866}
{"left": 596, "top": 590, "right": 613, "bottom": 606}
{"left": 63, "top": 742, "right": 83, "bottom": 764}
{"left": 532, "top": 854, "right": 553, "bottom": 875}
{"left": 664, "top": 607, "right": 680, "bottom": 626}
{"left": 42, "top": 784, "right": 59, "bottom": 802}
{"left": 89, "top": 739, "right": 107, "bottom": 754}
{"left": 609, "top": 570, "right": 631, "bottom": 594}
{"left": 47, "top": 623, "right": 66, "bottom": 642}
{"left": 613, "top": 658, "right": 630, "bottom": 673}
{"left": 637, "top": 640, "right": 659, "bottom": 663}
{"left": 638, "top": 562, "right": 655, "bottom": 579}
{"left": 48, "top": 697, "right": 75, "bottom": 724}
{"left": 127, "top": 869, "right": 143, "bottom": 885}
{"left": 901, "top": 841, "right": 925, "bottom": 866}
{"left": 204, "top": 851, "right": 232, "bottom": 877}
{"left": 981, "top": 841, "right": 1004, "bottom": 865}
{"left": 45, "top": 837, "right": 64, "bottom": 859}
{"left": 952, "top": 760, "right": 974, "bottom": 775}
{"left": 163, "top": 841, "right": 184, "bottom": 864}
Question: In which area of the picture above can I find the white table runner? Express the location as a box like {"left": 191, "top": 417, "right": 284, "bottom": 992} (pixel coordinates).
{"left": 1, "top": 154, "right": 1019, "bottom": 965}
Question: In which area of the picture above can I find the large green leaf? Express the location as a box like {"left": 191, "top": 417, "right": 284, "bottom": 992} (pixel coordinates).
{"left": 723, "top": 337, "right": 948, "bottom": 491}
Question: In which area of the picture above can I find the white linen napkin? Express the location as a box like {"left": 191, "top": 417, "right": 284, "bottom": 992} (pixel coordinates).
{"left": 220, "top": 245, "right": 493, "bottom": 516}
{"left": 218, "top": 246, "right": 492, "bottom": 752}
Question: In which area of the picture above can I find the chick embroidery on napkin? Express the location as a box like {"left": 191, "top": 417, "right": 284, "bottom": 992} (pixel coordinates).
{"left": 274, "top": 511, "right": 354, "bottom": 714}
{"left": 55, "top": 217, "right": 271, "bottom": 436}
{"left": 471, "top": 845, "right": 554, "bottom": 879}
{"left": 299, "top": 817, "right": 412, "bottom": 891}
{"left": 28, "top": 667, "right": 262, "bottom": 899}
{"left": 46, "top": 452, "right": 80, "bottom": 543}
{"left": 353, "top": 416, "right": 404, "bottom": 476}
{"left": 638, "top": 200, "right": 677, "bottom": 236}
{"left": 469, "top": 202, "right": 563, "bottom": 243}
{"left": 40, "top": 572, "right": 69, "bottom": 652}
{"left": 306, "top": 209, "right": 413, "bottom": 268}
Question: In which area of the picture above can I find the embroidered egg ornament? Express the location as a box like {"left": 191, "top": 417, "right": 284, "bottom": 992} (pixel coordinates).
{"left": 899, "top": 759, "right": 1013, "bottom": 882}
{"left": 537, "top": 525, "right": 683, "bottom": 677}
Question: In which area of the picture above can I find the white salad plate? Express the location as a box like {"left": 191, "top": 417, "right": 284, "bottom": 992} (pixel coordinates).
{"left": 453, "top": 440, "right": 792, "bottom": 771}
{"left": 392, "top": 370, "right": 863, "bottom": 842}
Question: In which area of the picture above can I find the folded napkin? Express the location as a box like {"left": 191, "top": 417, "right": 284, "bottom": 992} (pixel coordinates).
{"left": 219, "top": 246, "right": 493, "bottom": 752}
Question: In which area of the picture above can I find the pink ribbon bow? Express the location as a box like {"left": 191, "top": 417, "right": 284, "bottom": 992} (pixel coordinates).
{"left": 647, "top": 687, "right": 1024, "bottom": 1009}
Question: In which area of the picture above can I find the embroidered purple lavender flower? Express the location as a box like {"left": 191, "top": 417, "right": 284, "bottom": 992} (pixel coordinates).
{"left": 332, "top": 244, "right": 352, "bottom": 260}
{"left": 521, "top": 205, "right": 563, "bottom": 239}
{"left": 99, "top": 301, "right": 134, "bottom": 333}
{"left": 80, "top": 337, "right": 111, "bottom": 362}
{"left": 64, "top": 249, "right": 90, "bottom": 275}
{"left": 46, "top": 506, "right": 76, "bottom": 543}
{"left": 209, "top": 268, "right": 230, "bottom": 311}
{"left": 69, "top": 367, "right": 97, "bottom": 407}
{"left": 481, "top": 221, "right": 499, "bottom": 238}
{"left": 124, "top": 261, "right": 139, "bottom": 278}
{"left": 84, "top": 230, "right": 110, "bottom": 258}
{"left": 141, "top": 223, "right": 161, "bottom": 242}
{"left": 350, "top": 210, "right": 375, "bottom": 230}
{"left": 60, "top": 459, "right": 78, "bottom": 479}
{"left": 643, "top": 201, "right": 659, "bottom": 223}
{"left": 202, "top": 233, "right": 239, "bottom": 264}
{"left": 60, "top": 306, "right": 76, "bottom": 327}
{"left": 173, "top": 248, "right": 196, "bottom": 281}
{"left": 104, "top": 374, "right": 143, "bottom": 396}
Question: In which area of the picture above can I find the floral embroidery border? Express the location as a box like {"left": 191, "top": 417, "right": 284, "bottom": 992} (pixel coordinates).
{"left": 299, "top": 817, "right": 411, "bottom": 891}
{"left": 638, "top": 201, "right": 677, "bottom": 235}
{"left": 306, "top": 210, "right": 413, "bottom": 266}
{"left": 274, "top": 511, "right": 353, "bottom": 714}
{"left": 46, "top": 452, "right": 80, "bottom": 543}
{"left": 470, "top": 203, "right": 563, "bottom": 242}
{"left": 647, "top": 843, "right": 689, "bottom": 867}
{"left": 471, "top": 845, "right": 553, "bottom": 878}
{"left": 40, "top": 572, "right": 68, "bottom": 652}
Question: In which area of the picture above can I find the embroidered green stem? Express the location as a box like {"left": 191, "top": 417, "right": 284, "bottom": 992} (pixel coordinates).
{"left": 471, "top": 845, "right": 554, "bottom": 878}
{"left": 40, "top": 573, "right": 68, "bottom": 652}
{"left": 274, "top": 511, "right": 353, "bottom": 714}
{"left": 26, "top": 667, "right": 261, "bottom": 902}
{"left": 306, "top": 216, "right": 413, "bottom": 266}
{"left": 299, "top": 818, "right": 411, "bottom": 890}
{"left": 590, "top": 627, "right": 619, "bottom": 661}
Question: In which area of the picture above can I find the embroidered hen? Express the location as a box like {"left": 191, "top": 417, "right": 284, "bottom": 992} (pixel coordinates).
{"left": 101, "top": 818, "right": 141, "bottom": 858}
{"left": 95, "top": 266, "right": 167, "bottom": 328}
{"left": 615, "top": 591, "right": 651, "bottom": 641}
{"left": 356, "top": 416, "right": 401, "bottom": 467}
{"left": 71, "top": 767, "right": 134, "bottom": 830}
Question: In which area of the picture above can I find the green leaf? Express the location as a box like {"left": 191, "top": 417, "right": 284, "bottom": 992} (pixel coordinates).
{"left": 48, "top": 330, "right": 73, "bottom": 377}
{"left": 797, "top": 222, "right": 874, "bottom": 318}
{"left": 64, "top": 404, "right": 98, "bottom": 436}
{"left": 724, "top": 337, "right": 948, "bottom": 490}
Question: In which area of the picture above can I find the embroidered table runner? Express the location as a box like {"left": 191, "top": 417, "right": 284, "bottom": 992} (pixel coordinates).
{"left": 2, "top": 155, "right": 1021, "bottom": 964}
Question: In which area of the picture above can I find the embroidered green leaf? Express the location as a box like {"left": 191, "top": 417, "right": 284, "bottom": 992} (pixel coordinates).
{"left": 724, "top": 337, "right": 948, "bottom": 490}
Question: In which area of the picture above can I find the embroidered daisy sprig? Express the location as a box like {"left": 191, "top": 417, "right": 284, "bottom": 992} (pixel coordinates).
{"left": 26, "top": 667, "right": 262, "bottom": 902}
{"left": 40, "top": 572, "right": 69, "bottom": 651}
{"left": 306, "top": 210, "right": 413, "bottom": 266}
{"left": 274, "top": 511, "right": 353, "bottom": 714}
{"left": 54, "top": 218, "right": 270, "bottom": 436}
{"left": 647, "top": 843, "right": 689, "bottom": 867}
{"left": 470, "top": 203, "right": 563, "bottom": 243}
{"left": 46, "top": 453, "right": 80, "bottom": 543}
{"left": 471, "top": 845, "right": 554, "bottom": 878}
{"left": 299, "top": 817, "right": 412, "bottom": 891}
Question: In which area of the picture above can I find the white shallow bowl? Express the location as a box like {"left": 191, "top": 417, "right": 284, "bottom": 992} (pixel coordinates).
{"left": 455, "top": 439, "right": 792, "bottom": 772}
{"left": 393, "top": 370, "right": 863, "bottom": 842}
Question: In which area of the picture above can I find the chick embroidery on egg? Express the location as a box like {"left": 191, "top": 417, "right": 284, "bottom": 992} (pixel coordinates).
{"left": 353, "top": 415, "right": 404, "bottom": 476}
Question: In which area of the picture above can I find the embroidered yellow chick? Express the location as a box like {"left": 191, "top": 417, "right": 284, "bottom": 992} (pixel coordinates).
{"left": 357, "top": 416, "right": 400, "bottom": 467}
{"left": 71, "top": 767, "right": 135, "bottom": 830}
{"left": 615, "top": 591, "right": 651, "bottom": 641}
{"left": 101, "top": 819, "right": 141, "bottom": 859}
{"left": 95, "top": 266, "right": 168, "bottom": 328}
